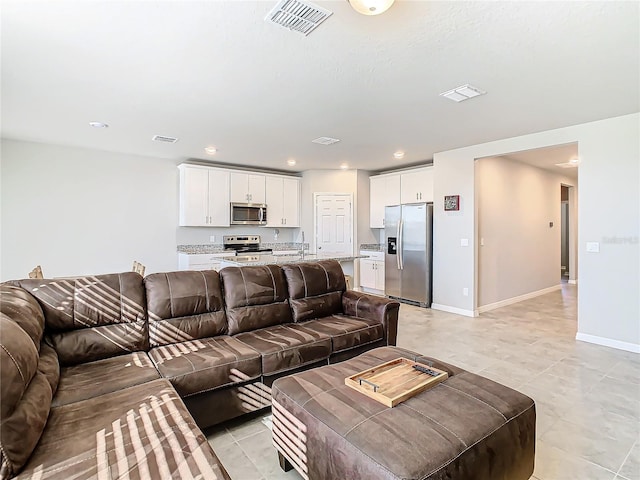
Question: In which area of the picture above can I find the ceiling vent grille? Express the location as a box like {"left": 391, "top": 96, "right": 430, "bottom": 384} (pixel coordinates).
{"left": 152, "top": 135, "right": 178, "bottom": 143}
{"left": 440, "top": 84, "right": 486, "bottom": 103}
{"left": 265, "top": 0, "right": 333, "bottom": 36}
{"left": 312, "top": 136, "right": 340, "bottom": 145}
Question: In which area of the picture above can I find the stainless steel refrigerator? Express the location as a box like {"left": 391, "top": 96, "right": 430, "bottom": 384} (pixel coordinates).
{"left": 385, "top": 203, "right": 433, "bottom": 307}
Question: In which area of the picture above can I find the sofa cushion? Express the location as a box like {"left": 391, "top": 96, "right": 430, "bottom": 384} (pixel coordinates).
{"left": 52, "top": 351, "right": 160, "bottom": 407}
{"left": 297, "top": 315, "right": 384, "bottom": 353}
{"left": 149, "top": 336, "right": 262, "bottom": 397}
{"left": 220, "top": 265, "right": 292, "bottom": 335}
{"left": 235, "top": 323, "right": 332, "bottom": 376}
{"left": 14, "top": 379, "right": 231, "bottom": 480}
{"left": 0, "top": 285, "right": 59, "bottom": 480}
{"left": 15, "top": 272, "right": 147, "bottom": 366}
{"left": 282, "top": 260, "right": 346, "bottom": 322}
{"left": 145, "top": 271, "right": 227, "bottom": 347}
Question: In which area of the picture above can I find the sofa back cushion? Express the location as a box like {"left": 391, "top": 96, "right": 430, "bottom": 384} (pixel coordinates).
{"left": 144, "top": 271, "right": 227, "bottom": 347}
{"left": 0, "top": 285, "right": 59, "bottom": 479}
{"left": 15, "top": 272, "right": 147, "bottom": 366}
{"left": 220, "top": 265, "right": 292, "bottom": 335}
{"left": 282, "top": 260, "right": 346, "bottom": 322}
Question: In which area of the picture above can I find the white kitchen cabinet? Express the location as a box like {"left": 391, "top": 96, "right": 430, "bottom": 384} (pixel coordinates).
{"left": 265, "top": 175, "right": 300, "bottom": 227}
{"left": 369, "top": 174, "right": 401, "bottom": 228}
{"left": 400, "top": 167, "right": 434, "bottom": 204}
{"left": 177, "top": 252, "right": 232, "bottom": 271}
{"left": 179, "top": 165, "right": 230, "bottom": 226}
{"left": 230, "top": 172, "right": 266, "bottom": 204}
{"left": 359, "top": 251, "right": 385, "bottom": 293}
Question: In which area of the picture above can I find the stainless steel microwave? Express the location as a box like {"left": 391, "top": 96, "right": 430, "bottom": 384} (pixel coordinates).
{"left": 230, "top": 203, "right": 267, "bottom": 225}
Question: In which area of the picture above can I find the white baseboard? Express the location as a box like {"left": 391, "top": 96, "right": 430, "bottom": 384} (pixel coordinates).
{"left": 431, "top": 303, "right": 477, "bottom": 317}
{"left": 576, "top": 333, "right": 640, "bottom": 353}
{"left": 568, "top": 279, "right": 578, "bottom": 285}
{"left": 477, "top": 284, "right": 562, "bottom": 314}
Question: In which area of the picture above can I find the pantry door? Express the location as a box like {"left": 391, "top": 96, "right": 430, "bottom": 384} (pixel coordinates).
{"left": 314, "top": 193, "right": 353, "bottom": 255}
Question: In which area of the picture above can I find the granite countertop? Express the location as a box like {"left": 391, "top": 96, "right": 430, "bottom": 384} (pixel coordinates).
{"left": 219, "top": 253, "right": 368, "bottom": 267}
{"left": 177, "top": 242, "right": 309, "bottom": 254}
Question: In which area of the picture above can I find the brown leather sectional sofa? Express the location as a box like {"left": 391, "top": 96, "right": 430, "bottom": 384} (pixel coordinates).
{"left": 0, "top": 260, "right": 400, "bottom": 479}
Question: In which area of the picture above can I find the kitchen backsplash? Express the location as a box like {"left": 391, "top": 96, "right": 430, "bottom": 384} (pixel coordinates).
{"left": 176, "top": 226, "right": 298, "bottom": 246}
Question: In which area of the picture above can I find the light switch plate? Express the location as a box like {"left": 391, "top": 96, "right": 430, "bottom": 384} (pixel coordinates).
{"left": 209, "top": 235, "right": 215, "bottom": 243}
{"left": 460, "top": 238, "right": 469, "bottom": 247}
{"left": 586, "top": 242, "right": 600, "bottom": 253}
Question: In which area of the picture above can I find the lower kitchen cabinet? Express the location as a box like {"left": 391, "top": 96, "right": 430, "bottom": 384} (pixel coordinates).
{"left": 359, "top": 251, "right": 385, "bottom": 293}
{"left": 177, "top": 253, "right": 231, "bottom": 271}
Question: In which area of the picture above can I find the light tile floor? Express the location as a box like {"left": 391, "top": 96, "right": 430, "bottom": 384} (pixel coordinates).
{"left": 206, "top": 285, "right": 640, "bottom": 480}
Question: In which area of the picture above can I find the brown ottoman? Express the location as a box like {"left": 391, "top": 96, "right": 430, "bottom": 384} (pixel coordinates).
{"left": 272, "top": 346, "right": 535, "bottom": 480}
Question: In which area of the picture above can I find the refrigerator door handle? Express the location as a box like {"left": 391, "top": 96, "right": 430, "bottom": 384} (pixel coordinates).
{"left": 398, "top": 219, "right": 404, "bottom": 270}
{"left": 396, "top": 220, "right": 401, "bottom": 270}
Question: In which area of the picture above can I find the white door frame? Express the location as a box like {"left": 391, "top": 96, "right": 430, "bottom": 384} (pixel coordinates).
{"left": 313, "top": 192, "right": 354, "bottom": 254}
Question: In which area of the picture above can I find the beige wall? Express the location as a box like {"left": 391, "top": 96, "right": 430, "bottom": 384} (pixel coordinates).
{"left": 1, "top": 139, "right": 179, "bottom": 279}
{"left": 476, "top": 156, "right": 577, "bottom": 307}
{"left": 433, "top": 112, "right": 639, "bottom": 352}
{"left": 0, "top": 139, "right": 297, "bottom": 280}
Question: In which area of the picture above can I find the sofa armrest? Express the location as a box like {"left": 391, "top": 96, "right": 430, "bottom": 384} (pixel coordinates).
{"left": 342, "top": 290, "right": 400, "bottom": 346}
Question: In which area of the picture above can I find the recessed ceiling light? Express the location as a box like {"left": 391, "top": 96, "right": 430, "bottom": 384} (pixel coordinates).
{"left": 340, "top": 163, "right": 349, "bottom": 170}
{"left": 287, "top": 159, "right": 297, "bottom": 166}
{"left": 569, "top": 157, "right": 580, "bottom": 164}
{"left": 440, "top": 84, "right": 486, "bottom": 103}
{"left": 205, "top": 146, "right": 217, "bottom": 155}
{"left": 89, "top": 121, "right": 108, "bottom": 128}
{"left": 393, "top": 151, "right": 405, "bottom": 159}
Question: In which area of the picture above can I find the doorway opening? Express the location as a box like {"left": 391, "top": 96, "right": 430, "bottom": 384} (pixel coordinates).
{"left": 475, "top": 142, "right": 579, "bottom": 313}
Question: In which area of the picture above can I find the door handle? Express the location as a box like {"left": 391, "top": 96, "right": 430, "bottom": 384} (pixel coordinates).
{"left": 396, "top": 220, "right": 401, "bottom": 270}
{"left": 259, "top": 208, "right": 264, "bottom": 222}
{"left": 398, "top": 219, "right": 404, "bottom": 270}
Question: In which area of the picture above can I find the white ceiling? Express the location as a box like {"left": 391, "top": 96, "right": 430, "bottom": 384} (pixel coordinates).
{"left": 2, "top": 1, "right": 638, "bottom": 173}
{"left": 499, "top": 143, "right": 579, "bottom": 179}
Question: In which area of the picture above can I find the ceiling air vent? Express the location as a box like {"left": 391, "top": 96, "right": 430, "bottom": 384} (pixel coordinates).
{"left": 440, "top": 84, "right": 486, "bottom": 103}
{"left": 152, "top": 135, "right": 178, "bottom": 143}
{"left": 312, "top": 136, "right": 340, "bottom": 145}
{"left": 265, "top": 0, "right": 333, "bottom": 36}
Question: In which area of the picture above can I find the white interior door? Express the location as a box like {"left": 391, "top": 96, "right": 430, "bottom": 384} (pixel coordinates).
{"left": 315, "top": 194, "right": 352, "bottom": 255}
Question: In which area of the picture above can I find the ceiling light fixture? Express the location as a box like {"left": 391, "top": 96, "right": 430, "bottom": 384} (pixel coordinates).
{"left": 393, "top": 151, "right": 405, "bottom": 159}
{"left": 205, "top": 146, "right": 217, "bottom": 155}
{"left": 287, "top": 159, "right": 297, "bottom": 166}
{"left": 348, "top": 0, "right": 395, "bottom": 16}
{"left": 89, "top": 121, "right": 108, "bottom": 128}
{"left": 569, "top": 157, "right": 580, "bottom": 164}
{"left": 440, "top": 84, "right": 486, "bottom": 103}
{"left": 340, "top": 163, "right": 349, "bottom": 170}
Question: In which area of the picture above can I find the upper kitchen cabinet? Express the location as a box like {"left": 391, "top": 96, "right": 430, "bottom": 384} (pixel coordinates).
{"left": 230, "top": 172, "right": 266, "bottom": 204}
{"left": 265, "top": 176, "right": 300, "bottom": 227}
{"left": 400, "top": 167, "right": 434, "bottom": 204}
{"left": 179, "top": 165, "right": 230, "bottom": 226}
{"left": 369, "top": 174, "right": 401, "bottom": 228}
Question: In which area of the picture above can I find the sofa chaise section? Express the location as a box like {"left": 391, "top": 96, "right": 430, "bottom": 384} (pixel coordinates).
{"left": 144, "top": 270, "right": 266, "bottom": 427}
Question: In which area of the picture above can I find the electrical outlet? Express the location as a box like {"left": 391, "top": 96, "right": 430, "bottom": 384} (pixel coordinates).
{"left": 463, "top": 287, "right": 469, "bottom": 296}
{"left": 209, "top": 235, "right": 215, "bottom": 243}
{"left": 460, "top": 238, "right": 469, "bottom": 247}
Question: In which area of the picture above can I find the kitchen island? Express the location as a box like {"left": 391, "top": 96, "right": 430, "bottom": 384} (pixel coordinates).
{"left": 219, "top": 252, "right": 368, "bottom": 268}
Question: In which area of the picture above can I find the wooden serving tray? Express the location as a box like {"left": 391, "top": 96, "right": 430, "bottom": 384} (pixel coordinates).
{"left": 345, "top": 357, "right": 448, "bottom": 407}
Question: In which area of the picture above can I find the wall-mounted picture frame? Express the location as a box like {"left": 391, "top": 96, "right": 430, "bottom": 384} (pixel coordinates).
{"left": 444, "top": 195, "right": 460, "bottom": 211}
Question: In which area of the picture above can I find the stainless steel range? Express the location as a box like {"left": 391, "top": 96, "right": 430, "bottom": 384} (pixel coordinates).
{"left": 222, "top": 235, "right": 272, "bottom": 255}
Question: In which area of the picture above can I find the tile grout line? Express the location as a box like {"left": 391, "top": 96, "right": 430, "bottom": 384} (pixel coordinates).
{"left": 614, "top": 438, "right": 637, "bottom": 479}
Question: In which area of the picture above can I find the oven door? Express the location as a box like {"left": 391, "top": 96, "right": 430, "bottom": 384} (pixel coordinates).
{"left": 230, "top": 203, "right": 267, "bottom": 225}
